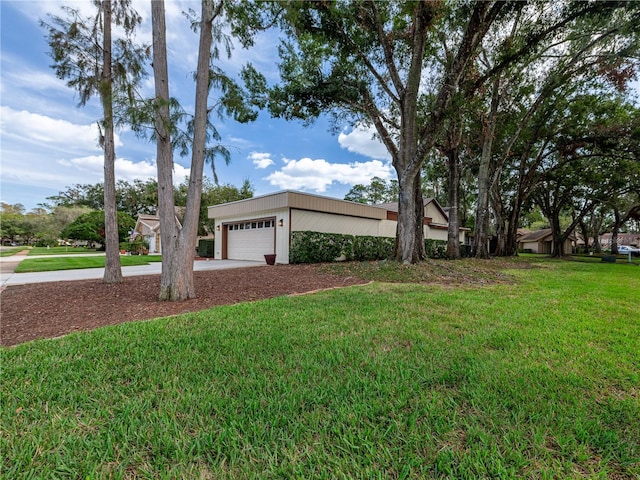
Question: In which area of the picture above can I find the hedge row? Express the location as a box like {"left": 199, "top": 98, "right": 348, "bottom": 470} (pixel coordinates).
{"left": 289, "top": 231, "right": 448, "bottom": 264}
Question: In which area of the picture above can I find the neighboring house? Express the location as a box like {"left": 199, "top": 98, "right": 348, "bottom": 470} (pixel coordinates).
{"left": 599, "top": 232, "right": 640, "bottom": 250}
{"left": 207, "top": 190, "right": 468, "bottom": 263}
{"left": 517, "top": 228, "right": 575, "bottom": 254}
{"left": 131, "top": 211, "right": 214, "bottom": 255}
{"left": 130, "top": 214, "right": 163, "bottom": 254}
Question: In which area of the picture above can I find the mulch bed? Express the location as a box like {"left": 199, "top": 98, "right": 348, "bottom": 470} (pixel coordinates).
{"left": 0, "top": 265, "right": 367, "bottom": 347}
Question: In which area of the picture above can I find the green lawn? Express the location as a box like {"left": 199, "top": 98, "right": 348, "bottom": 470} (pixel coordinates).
{"left": 14, "top": 255, "right": 162, "bottom": 273}
{"left": 0, "top": 247, "right": 25, "bottom": 257}
{"left": 27, "top": 246, "right": 102, "bottom": 256}
{"left": 2, "top": 259, "right": 639, "bottom": 478}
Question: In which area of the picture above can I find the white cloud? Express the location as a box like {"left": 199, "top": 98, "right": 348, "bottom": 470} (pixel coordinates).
{"left": 58, "top": 155, "right": 190, "bottom": 185}
{"left": 0, "top": 106, "right": 120, "bottom": 153}
{"left": 249, "top": 151, "right": 274, "bottom": 169}
{"left": 265, "top": 157, "right": 392, "bottom": 192}
{"left": 338, "top": 124, "right": 392, "bottom": 161}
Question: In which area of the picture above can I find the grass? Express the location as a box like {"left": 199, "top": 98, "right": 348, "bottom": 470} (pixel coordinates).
{"left": 14, "top": 255, "right": 162, "bottom": 273}
{"left": 27, "top": 246, "right": 102, "bottom": 256}
{"left": 2, "top": 259, "right": 639, "bottom": 478}
{"left": 0, "top": 247, "right": 25, "bottom": 257}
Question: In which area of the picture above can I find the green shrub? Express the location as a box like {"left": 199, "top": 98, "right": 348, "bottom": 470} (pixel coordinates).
{"left": 424, "top": 239, "right": 448, "bottom": 259}
{"left": 128, "top": 239, "right": 150, "bottom": 255}
{"left": 290, "top": 232, "right": 450, "bottom": 264}
{"left": 289, "top": 231, "right": 354, "bottom": 264}
{"left": 353, "top": 235, "right": 395, "bottom": 261}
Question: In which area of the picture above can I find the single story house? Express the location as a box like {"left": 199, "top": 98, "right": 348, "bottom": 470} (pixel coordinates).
{"left": 130, "top": 214, "right": 163, "bottom": 254}
{"left": 131, "top": 211, "right": 214, "bottom": 255}
{"left": 207, "top": 190, "right": 467, "bottom": 264}
{"left": 517, "top": 228, "right": 575, "bottom": 254}
{"left": 599, "top": 232, "right": 640, "bottom": 250}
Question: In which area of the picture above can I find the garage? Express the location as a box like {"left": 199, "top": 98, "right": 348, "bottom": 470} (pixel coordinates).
{"left": 226, "top": 218, "right": 275, "bottom": 261}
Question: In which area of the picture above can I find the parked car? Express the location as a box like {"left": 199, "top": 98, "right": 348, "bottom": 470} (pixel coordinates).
{"left": 618, "top": 245, "right": 640, "bottom": 256}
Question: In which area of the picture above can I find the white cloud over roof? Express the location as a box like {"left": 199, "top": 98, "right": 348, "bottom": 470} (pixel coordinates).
{"left": 265, "top": 157, "right": 392, "bottom": 192}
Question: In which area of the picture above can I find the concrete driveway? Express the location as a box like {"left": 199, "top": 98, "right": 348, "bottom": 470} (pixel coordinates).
{"left": 0, "top": 254, "right": 263, "bottom": 287}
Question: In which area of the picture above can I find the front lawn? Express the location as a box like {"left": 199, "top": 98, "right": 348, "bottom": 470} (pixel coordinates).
{"left": 2, "top": 259, "right": 639, "bottom": 478}
{"left": 0, "top": 247, "right": 25, "bottom": 257}
{"left": 27, "top": 246, "right": 102, "bottom": 256}
{"left": 14, "top": 255, "right": 162, "bottom": 273}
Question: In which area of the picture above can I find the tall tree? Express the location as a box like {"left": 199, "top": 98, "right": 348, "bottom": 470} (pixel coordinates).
{"left": 61, "top": 210, "right": 135, "bottom": 247}
{"left": 472, "top": 1, "right": 640, "bottom": 257}
{"left": 42, "top": 1, "right": 148, "bottom": 282}
{"left": 237, "top": 1, "right": 516, "bottom": 263}
{"left": 175, "top": 178, "right": 254, "bottom": 235}
{"left": 533, "top": 95, "right": 640, "bottom": 256}
{"left": 152, "top": 0, "right": 258, "bottom": 300}
{"left": 240, "top": 1, "right": 630, "bottom": 263}
{"left": 344, "top": 177, "right": 398, "bottom": 205}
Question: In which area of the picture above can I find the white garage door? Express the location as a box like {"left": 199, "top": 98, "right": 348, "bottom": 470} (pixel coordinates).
{"left": 227, "top": 219, "right": 275, "bottom": 261}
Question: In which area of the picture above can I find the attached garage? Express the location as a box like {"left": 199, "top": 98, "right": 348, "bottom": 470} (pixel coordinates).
{"left": 225, "top": 219, "right": 275, "bottom": 261}
{"left": 208, "top": 190, "right": 465, "bottom": 264}
{"left": 209, "top": 191, "right": 390, "bottom": 264}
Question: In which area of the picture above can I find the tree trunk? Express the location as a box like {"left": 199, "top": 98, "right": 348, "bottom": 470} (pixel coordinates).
{"left": 504, "top": 194, "right": 526, "bottom": 257}
{"left": 550, "top": 214, "right": 565, "bottom": 257}
{"left": 490, "top": 166, "right": 506, "bottom": 256}
{"left": 153, "top": 0, "right": 215, "bottom": 300}
{"left": 394, "top": 171, "right": 425, "bottom": 263}
{"left": 611, "top": 208, "right": 621, "bottom": 254}
{"left": 101, "top": 0, "right": 123, "bottom": 284}
{"left": 474, "top": 76, "right": 500, "bottom": 259}
{"left": 151, "top": 0, "right": 181, "bottom": 299}
{"left": 578, "top": 219, "right": 590, "bottom": 254}
{"left": 493, "top": 213, "right": 506, "bottom": 257}
{"left": 446, "top": 146, "right": 461, "bottom": 259}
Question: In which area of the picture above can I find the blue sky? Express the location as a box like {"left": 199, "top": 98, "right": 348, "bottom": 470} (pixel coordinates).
{"left": 1, "top": 0, "right": 393, "bottom": 211}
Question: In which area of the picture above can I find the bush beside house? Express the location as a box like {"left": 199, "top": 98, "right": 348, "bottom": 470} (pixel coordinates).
{"left": 289, "top": 231, "right": 447, "bottom": 264}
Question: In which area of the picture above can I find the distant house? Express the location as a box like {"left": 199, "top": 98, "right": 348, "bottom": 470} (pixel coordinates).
{"left": 130, "top": 214, "right": 163, "bottom": 254}
{"left": 131, "top": 210, "right": 214, "bottom": 255}
{"left": 207, "top": 190, "right": 469, "bottom": 263}
{"left": 599, "top": 232, "right": 640, "bottom": 250}
{"left": 517, "top": 228, "right": 575, "bottom": 254}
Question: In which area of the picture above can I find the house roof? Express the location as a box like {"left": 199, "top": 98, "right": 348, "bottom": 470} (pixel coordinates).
{"left": 376, "top": 197, "right": 450, "bottom": 221}
{"left": 518, "top": 228, "right": 577, "bottom": 243}
{"left": 208, "top": 190, "right": 388, "bottom": 221}
{"left": 136, "top": 215, "right": 160, "bottom": 233}
{"left": 599, "top": 232, "right": 640, "bottom": 246}
{"left": 133, "top": 210, "right": 183, "bottom": 235}
{"left": 518, "top": 229, "right": 552, "bottom": 243}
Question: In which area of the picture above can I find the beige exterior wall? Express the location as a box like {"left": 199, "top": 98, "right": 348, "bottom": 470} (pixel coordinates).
{"left": 425, "top": 202, "right": 448, "bottom": 224}
{"left": 520, "top": 239, "right": 572, "bottom": 254}
{"left": 379, "top": 220, "right": 397, "bottom": 238}
{"left": 521, "top": 241, "right": 541, "bottom": 253}
{"left": 424, "top": 226, "right": 449, "bottom": 242}
{"left": 291, "top": 209, "right": 381, "bottom": 236}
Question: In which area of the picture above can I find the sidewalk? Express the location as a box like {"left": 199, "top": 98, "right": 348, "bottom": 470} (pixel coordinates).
{"left": 0, "top": 257, "right": 263, "bottom": 287}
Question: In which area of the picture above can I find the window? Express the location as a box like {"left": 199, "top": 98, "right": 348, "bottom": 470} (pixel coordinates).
{"left": 258, "top": 221, "right": 263, "bottom": 228}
